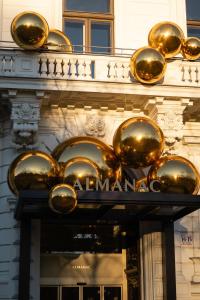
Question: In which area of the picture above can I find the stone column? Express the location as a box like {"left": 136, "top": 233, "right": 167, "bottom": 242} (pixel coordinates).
{"left": 140, "top": 222, "right": 163, "bottom": 300}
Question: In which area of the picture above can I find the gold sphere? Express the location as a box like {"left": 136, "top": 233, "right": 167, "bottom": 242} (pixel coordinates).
{"left": 181, "top": 37, "right": 200, "bottom": 60}
{"left": 60, "top": 157, "right": 100, "bottom": 189}
{"left": 42, "top": 29, "right": 73, "bottom": 52}
{"left": 11, "top": 11, "right": 49, "bottom": 50}
{"left": 49, "top": 184, "right": 77, "bottom": 214}
{"left": 113, "top": 117, "right": 164, "bottom": 168}
{"left": 147, "top": 155, "right": 200, "bottom": 194}
{"left": 52, "top": 136, "right": 121, "bottom": 184}
{"left": 8, "top": 151, "right": 59, "bottom": 195}
{"left": 130, "top": 46, "right": 166, "bottom": 84}
{"left": 148, "top": 21, "right": 184, "bottom": 58}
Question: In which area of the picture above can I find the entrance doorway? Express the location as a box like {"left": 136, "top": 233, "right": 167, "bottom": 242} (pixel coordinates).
{"left": 40, "top": 285, "right": 122, "bottom": 300}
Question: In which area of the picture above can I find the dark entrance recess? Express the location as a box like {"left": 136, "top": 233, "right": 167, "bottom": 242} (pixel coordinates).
{"left": 16, "top": 190, "right": 200, "bottom": 300}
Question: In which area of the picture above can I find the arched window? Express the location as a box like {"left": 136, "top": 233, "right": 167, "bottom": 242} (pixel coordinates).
{"left": 63, "top": 0, "right": 114, "bottom": 54}
{"left": 186, "top": 0, "right": 200, "bottom": 36}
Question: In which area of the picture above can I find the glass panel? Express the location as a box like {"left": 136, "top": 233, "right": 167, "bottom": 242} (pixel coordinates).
{"left": 65, "top": 0, "right": 110, "bottom": 13}
{"left": 104, "top": 287, "right": 121, "bottom": 300}
{"left": 64, "top": 20, "right": 84, "bottom": 52}
{"left": 40, "top": 287, "right": 58, "bottom": 300}
{"left": 187, "top": 26, "right": 200, "bottom": 37}
{"left": 83, "top": 287, "right": 100, "bottom": 300}
{"left": 91, "top": 22, "right": 111, "bottom": 54}
{"left": 62, "top": 287, "right": 79, "bottom": 300}
{"left": 186, "top": 0, "right": 200, "bottom": 20}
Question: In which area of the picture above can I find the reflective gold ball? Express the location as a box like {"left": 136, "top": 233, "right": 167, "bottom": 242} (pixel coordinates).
{"left": 135, "top": 177, "right": 149, "bottom": 192}
{"left": 147, "top": 155, "right": 200, "bottom": 194}
{"left": 11, "top": 11, "right": 49, "bottom": 50}
{"left": 8, "top": 151, "right": 59, "bottom": 195}
{"left": 182, "top": 37, "right": 200, "bottom": 60}
{"left": 49, "top": 184, "right": 77, "bottom": 214}
{"left": 52, "top": 136, "right": 121, "bottom": 184}
{"left": 60, "top": 157, "right": 100, "bottom": 190}
{"left": 148, "top": 21, "right": 184, "bottom": 58}
{"left": 113, "top": 117, "right": 164, "bottom": 168}
{"left": 42, "top": 29, "right": 73, "bottom": 52}
{"left": 130, "top": 47, "right": 166, "bottom": 84}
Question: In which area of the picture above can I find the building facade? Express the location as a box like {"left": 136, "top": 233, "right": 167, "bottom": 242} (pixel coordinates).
{"left": 0, "top": 0, "right": 200, "bottom": 299}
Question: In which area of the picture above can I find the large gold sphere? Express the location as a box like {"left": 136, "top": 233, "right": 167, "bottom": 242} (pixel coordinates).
{"left": 148, "top": 21, "right": 184, "bottom": 58}
{"left": 60, "top": 157, "right": 100, "bottom": 190}
{"left": 181, "top": 37, "right": 200, "bottom": 61}
{"left": 113, "top": 117, "right": 164, "bottom": 168}
{"left": 42, "top": 29, "right": 73, "bottom": 52}
{"left": 8, "top": 151, "right": 59, "bottom": 195}
{"left": 130, "top": 47, "right": 166, "bottom": 84}
{"left": 147, "top": 156, "right": 200, "bottom": 194}
{"left": 11, "top": 11, "right": 49, "bottom": 50}
{"left": 49, "top": 184, "right": 77, "bottom": 214}
{"left": 52, "top": 136, "right": 121, "bottom": 184}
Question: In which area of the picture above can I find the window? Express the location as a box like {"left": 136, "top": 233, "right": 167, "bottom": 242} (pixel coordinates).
{"left": 63, "top": 0, "right": 114, "bottom": 54}
{"left": 186, "top": 0, "right": 200, "bottom": 37}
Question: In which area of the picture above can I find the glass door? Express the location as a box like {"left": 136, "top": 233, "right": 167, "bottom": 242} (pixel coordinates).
{"left": 62, "top": 287, "right": 79, "bottom": 300}
{"left": 40, "top": 286, "right": 59, "bottom": 300}
{"left": 104, "top": 287, "right": 121, "bottom": 300}
{"left": 83, "top": 286, "right": 100, "bottom": 300}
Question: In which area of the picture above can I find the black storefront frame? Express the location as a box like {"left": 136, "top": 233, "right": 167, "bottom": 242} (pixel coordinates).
{"left": 16, "top": 191, "right": 200, "bottom": 300}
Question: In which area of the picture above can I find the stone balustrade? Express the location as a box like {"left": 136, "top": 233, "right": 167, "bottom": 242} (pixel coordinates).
{"left": 0, "top": 49, "right": 200, "bottom": 91}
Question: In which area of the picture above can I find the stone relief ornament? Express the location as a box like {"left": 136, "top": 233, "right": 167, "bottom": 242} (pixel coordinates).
{"left": 85, "top": 114, "right": 105, "bottom": 137}
{"left": 157, "top": 111, "right": 184, "bottom": 154}
{"left": 11, "top": 102, "right": 40, "bottom": 149}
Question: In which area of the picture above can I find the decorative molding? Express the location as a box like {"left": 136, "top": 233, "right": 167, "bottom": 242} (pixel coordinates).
{"left": 84, "top": 113, "right": 105, "bottom": 137}
{"left": 145, "top": 97, "right": 193, "bottom": 154}
{"left": 8, "top": 91, "right": 46, "bottom": 149}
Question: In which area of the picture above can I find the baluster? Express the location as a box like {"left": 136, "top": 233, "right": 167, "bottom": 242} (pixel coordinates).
{"left": 107, "top": 62, "right": 115, "bottom": 79}
{"left": 85, "top": 60, "right": 92, "bottom": 79}
{"left": 56, "top": 59, "right": 63, "bottom": 77}
{"left": 48, "top": 58, "right": 55, "bottom": 77}
{"left": 38, "top": 58, "right": 47, "bottom": 76}
{"left": 114, "top": 63, "right": 118, "bottom": 78}
{"left": 181, "top": 65, "right": 185, "bottom": 82}
{"left": 195, "top": 67, "right": 199, "bottom": 83}
{"left": 69, "top": 59, "right": 77, "bottom": 79}
{"left": 188, "top": 66, "right": 192, "bottom": 82}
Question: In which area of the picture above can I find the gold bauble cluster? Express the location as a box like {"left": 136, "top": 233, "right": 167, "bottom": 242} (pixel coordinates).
{"left": 11, "top": 11, "right": 72, "bottom": 52}
{"left": 8, "top": 117, "right": 200, "bottom": 216}
{"left": 130, "top": 21, "right": 200, "bottom": 84}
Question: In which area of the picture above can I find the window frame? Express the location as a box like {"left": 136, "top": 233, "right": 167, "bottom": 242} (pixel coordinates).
{"left": 63, "top": 0, "right": 114, "bottom": 54}
{"left": 186, "top": 2, "right": 200, "bottom": 36}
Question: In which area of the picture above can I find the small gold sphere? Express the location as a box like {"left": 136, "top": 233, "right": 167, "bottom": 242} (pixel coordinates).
{"left": 11, "top": 11, "right": 49, "bottom": 50}
{"left": 49, "top": 184, "right": 77, "bottom": 214}
{"left": 60, "top": 157, "right": 100, "bottom": 189}
{"left": 8, "top": 151, "right": 59, "bottom": 195}
{"left": 148, "top": 21, "right": 184, "bottom": 58}
{"left": 130, "top": 46, "right": 166, "bottom": 84}
{"left": 147, "top": 155, "right": 200, "bottom": 194}
{"left": 52, "top": 136, "right": 121, "bottom": 184}
{"left": 42, "top": 29, "right": 73, "bottom": 52}
{"left": 113, "top": 117, "right": 164, "bottom": 168}
{"left": 182, "top": 37, "right": 200, "bottom": 60}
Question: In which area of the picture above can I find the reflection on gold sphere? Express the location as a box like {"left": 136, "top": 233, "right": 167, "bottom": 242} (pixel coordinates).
{"left": 60, "top": 157, "right": 100, "bottom": 189}
{"left": 147, "top": 156, "right": 200, "bottom": 194}
{"left": 8, "top": 151, "right": 59, "bottom": 195}
{"left": 148, "top": 22, "right": 184, "bottom": 58}
{"left": 52, "top": 136, "right": 121, "bottom": 184}
{"left": 113, "top": 117, "right": 164, "bottom": 168}
{"left": 182, "top": 37, "right": 200, "bottom": 60}
{"left": 130, "top": 47, "right": 166, "bottom": 84}
{"left": 135, "top": 177, "right": 149, "bottom": 192}
{"left": 42, "top": 29, "right": 73, "bottom": 52}
{"left": 11, "top": 11, "right": 49, "bottom": 50}
{"left": 49, "top": 184, "right": 77, "bottom": 214}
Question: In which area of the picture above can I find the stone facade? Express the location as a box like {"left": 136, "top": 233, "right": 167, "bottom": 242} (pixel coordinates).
{"left": 0, "top": 0, "right": 200, "bottom": 299}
